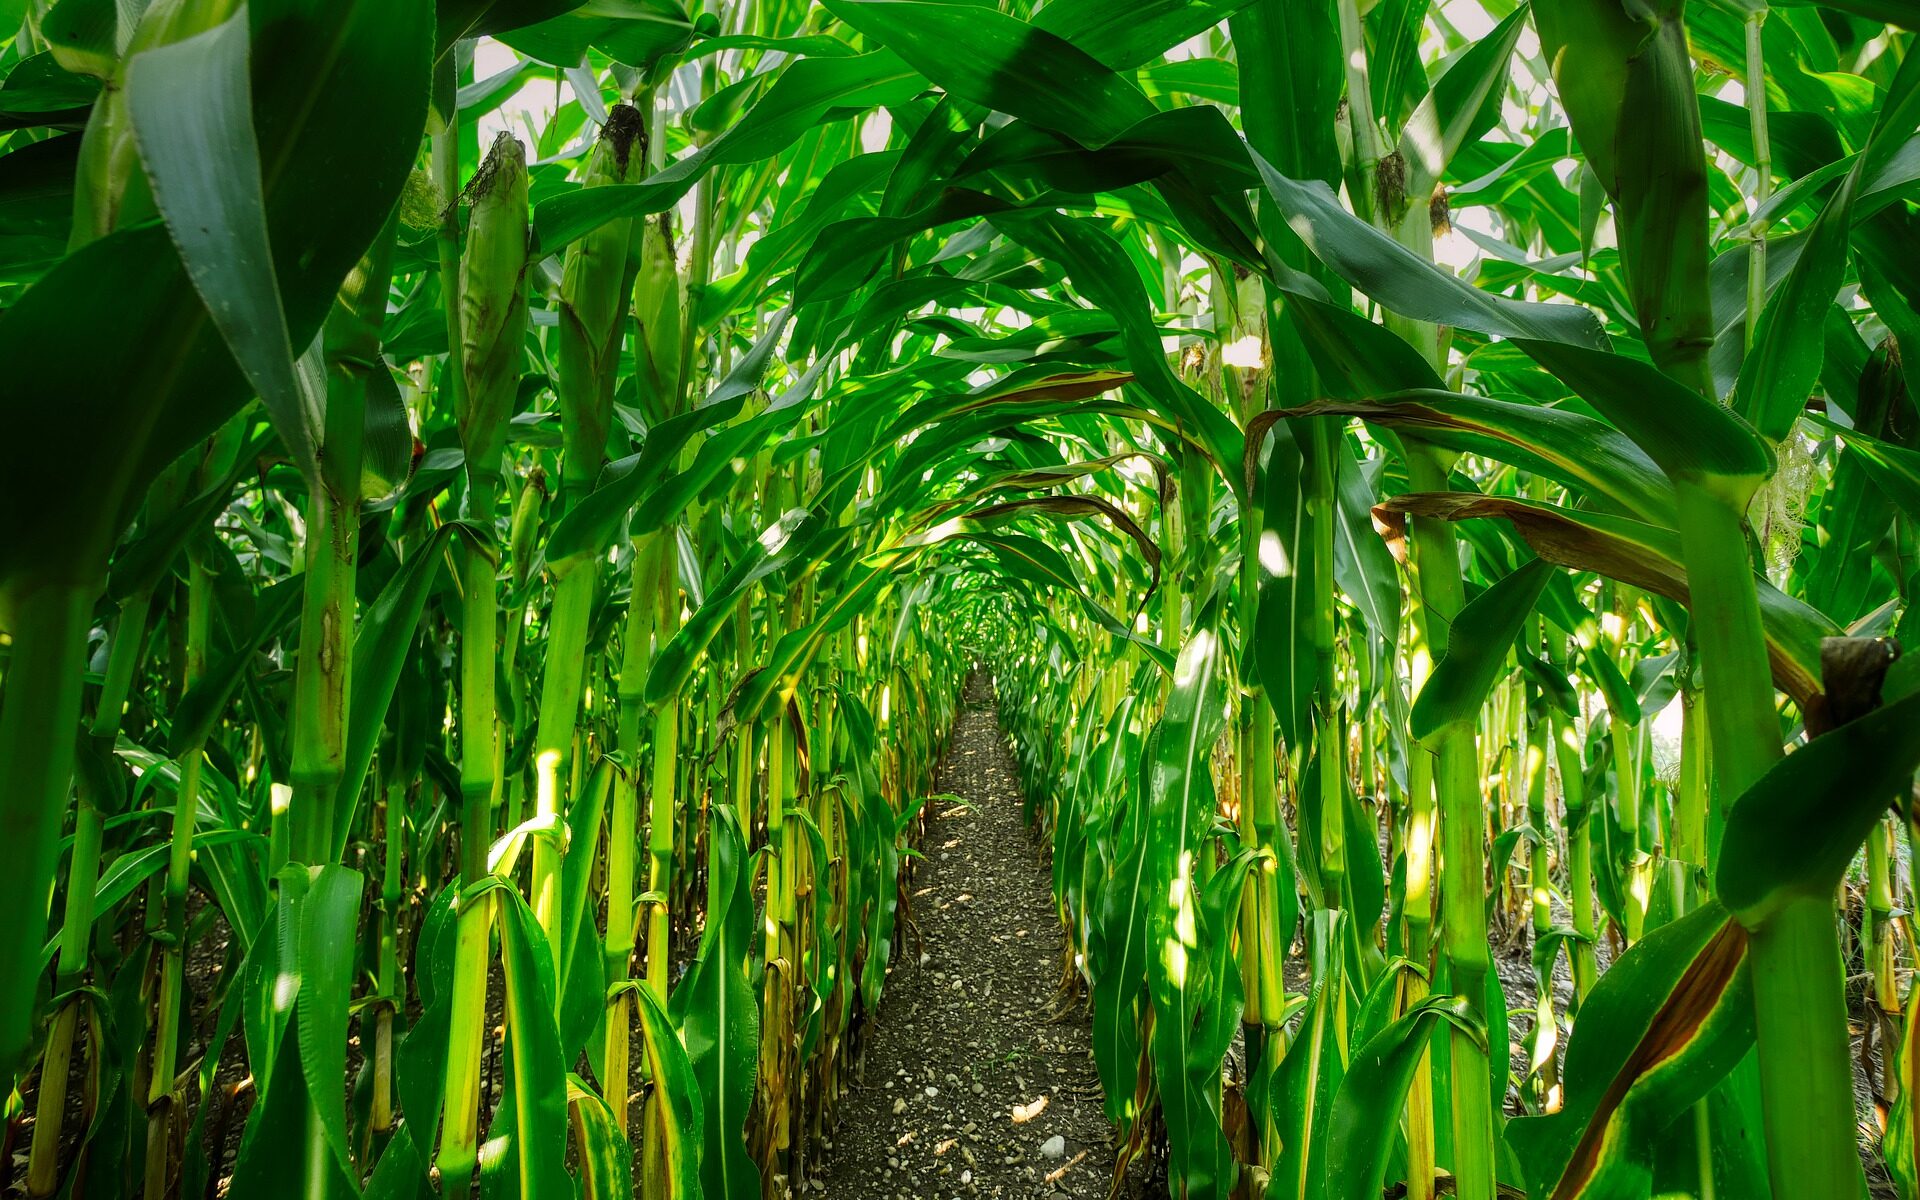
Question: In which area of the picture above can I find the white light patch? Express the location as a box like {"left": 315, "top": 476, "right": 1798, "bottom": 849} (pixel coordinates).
{"left": 472, "top": 38, "right": 569, "bottom": 150}
{"left": 1161, "top": 851, "right": 1198, "bottom": 988}
{"left": 1650, "top": 693, "right": 1686, "bottom": 786}
{"left": 1222, "top": 334, "right": 1264, "bottom": 370}
{"left": 860, "top": 107, "right": 893, "bottom": 154}
{"left": 920, "top": 517, "right": 967, "bottom": 544}
{"left": 1258, "top": 529, "right": 1291, "bottom": 576}
{"left": 1439, "top": 0, "right": 1497, "bottom": 39}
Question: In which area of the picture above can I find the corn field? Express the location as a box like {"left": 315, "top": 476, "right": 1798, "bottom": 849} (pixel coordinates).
{"left": 2, "top": 0, "right": 1920, "bottom": 1197}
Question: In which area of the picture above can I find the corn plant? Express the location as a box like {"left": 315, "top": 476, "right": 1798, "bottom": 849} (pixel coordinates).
{"left": 3, "top": 2, "right": 1920, "bottom": 1200}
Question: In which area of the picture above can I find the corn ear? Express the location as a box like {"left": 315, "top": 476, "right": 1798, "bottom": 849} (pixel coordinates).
{"left": 556, "top": 102, "right": 647, "bottom": 507}
{"left": 632, "top": 214, "right": 684, "bottom": 419}
{"left": 456, "top": 131, "right": 530, "bottom": 510}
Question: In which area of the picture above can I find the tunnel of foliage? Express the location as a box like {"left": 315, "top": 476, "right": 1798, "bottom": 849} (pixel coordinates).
{"left": 3, "top": 0, "right": 1920, "bottom": 1198}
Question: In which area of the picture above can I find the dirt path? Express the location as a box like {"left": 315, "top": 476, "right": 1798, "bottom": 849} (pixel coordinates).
{"left": 812, "top": 673, "right": 1122, "bottom": 1199}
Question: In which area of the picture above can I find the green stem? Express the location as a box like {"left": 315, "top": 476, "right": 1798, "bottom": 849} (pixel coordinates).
{"left": 1525, "top": 690, "right": 1558, "bottom": 1102}
{"left": 1744, "top": 10, "right": 1772, "bottom": 360}
{"left": 433, "top": 104, "right": 466, "bottom": 422}
{"left": 1671, "top": 484, "right": 1778, "bottom": 794}
{"left": 1746, "top": 897, "right": 1862, "bottom": 1197}
{"left": 437, "top": 889, "right": 494, "bottom": 1189}
{"left": 1672, "top": 482, "right": 1858, "bottom": 1195}
{"left": 1673, "top": 671, "right": 1710, "bottom": 878}
{"left": 288, "top": 494, "right": 356, "bottom": 865}
{"left": 1307, "top": 423, "right": 1345, "bottom": 916}
{"left": 147, "top": 554, "right": 213, "bottom": 1199}
{"left": 28, "top": 588, "right": 149, "bottom": 1195}
{"left": 460, "top": 517, "right": 498, "bottom": 886}
{"left": 442, "top": 497, "right": 501, "bottom": 1184}
{"left": 1870, "top": 818, "right": 1899, "bottom": 1025}
{"left": 643, "top": 557, "right": 681, "bottom": 1004}
{"left": 289, "top": 355, "right": 365, "bottom": 866}
{"left": 1610, "top": 713, "right": 1647, "bottom": 943}
{"left": 27, "top": 777, "right": 104, "bottom": 1198}
{"left": 373, "top": 778, "right": 402, "bottom": 1133}
{"left": 1402, "top": 622, "right": 1440, "bottom": 1200}
{"left": 1408, "top": 449, "right": 1496, "bottom": 1200}
{"left": 531, "top": 563, "right": 595, "bottom": 974}
{"left": 1336, "top": 0, "right": 1385, "bottom": 226}
{"left": 1555, "top": 714, "right": 1597, "bottom": 1008}
{"left": 605, "top": 535, "right": 664, "bottom": 1130}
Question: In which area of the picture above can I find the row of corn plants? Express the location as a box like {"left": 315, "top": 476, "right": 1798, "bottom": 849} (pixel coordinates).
{"left": 5, "top": 1, "right": 1920, "bottom": 1199}
{"left": 926, "top": 1, "right": 1920, "bottom": 1198}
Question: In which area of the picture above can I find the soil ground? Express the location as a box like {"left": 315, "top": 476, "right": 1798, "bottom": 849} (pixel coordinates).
{"left": 811, "top": 673, "right": 1131, "bottom": 1200}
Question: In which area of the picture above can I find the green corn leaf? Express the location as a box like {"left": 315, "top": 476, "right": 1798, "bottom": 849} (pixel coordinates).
{"left": 1269, "top": 911, "right": 1351, "bottom": 1200}
{"left": 1152, "top": 844, "right": 1259, "bottom": 1200}
{"left": 227, "top": 866, "right": 365, "bottom": 1197}
{"left": 1271, "top": 389, "right": 1676, "bottom": 523}
{"left": 0, "top": 133, "right": 80, "bottom": 285}
{"left": 168, "top": 578, "right": 303, "bottom": 756}
{"left": 1142, "top": 611, "right": 1234, "bottom": 1199}
{"left": 439, "top": 0, "right": 610, "bottom": 49}
{"left": 1253, "top": 416, "right": 1319, "bottom": 747}
{"left": 1517, "top": 340, "right": 1774, "bottom": 499}
{"left": 1717, "top": 683, "right": 1920, "bottom": 926}
{"left": 1329, "top": 996, "right": 1483, "bottom": 1200}
{"left": 395, "top": 887, "right": 461, "bottom": 1158}
{"left": 77, "top": 828, "right": 262, "bottom": 942}
{"left": 1886, "top": 989, "right": 1920, "bottom": 1197}
{"left": 40, "top": 0, "right": 117, "bottom": 79}
{"left": 1248, "top": 150, "right": 1609, "bottom": 350}
{"left": 1031, "top": 0, "right": 1260, "bottom": 70}
{"left": 532, "top": 51, "right": 924, "bottom": 250}
{"left": 360, "top": 365, "right": 416, "bottom": 504}
{"left": 1776, "top": 0, "right": 1920, "bottom": 28}
{"left": 558, "top": 762, "right": 612, "bottom": 1058}
{"left": 293, "top": 865, "right": 364, "bottom": 1179}
{"left": 1735, "top": 42, "right": 1920, "bottom": 443}
{"left": 1332, "top": 449, "right": 1401, "bottom": 651}
{"left": 229, "top": 1020, "right": 358, "bottom": 1198}
{"left": 0, "top": 0, "right": 430, "bottom": 611}
{"left": 1396, "top": 4, "right": 1529, "bottom": 202}
{"left": 482, "top": 886, "right": 572, "bottom": 1199}
{"left": 328, "top": 522, "right": 481, "bottom": 860}
{"left": 670, "top": 807, "right": 763, "bottom": 1200}
{"left": 496, "top": 0, "right": 695, "bottom": 73}
{"left": 125, "top": 11, "right": 318, "bottom": 482}
{"left": 634, "top": 983, "right": 707, "bottom": 1200}
{"left": 1090, "top": 825, "right": 1152, "bottom": 1125}
{"left": 1506, "top": 903, "right": 1754, "bottom": 1200}
{"left": 1376, "top": 491, "right": 1835, "bottom": 713}
{"left": 1535, "top": 0, "right": 1715, "bottom": 389}
{"left": 824, "top": 0, "right": 1157, "bottom": 147}
{"left": 564, "top": 1077, "right": 634, "bottom": 1200}
{"left": 1411, "top": 559, "right": 1555, "bottom": 741}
